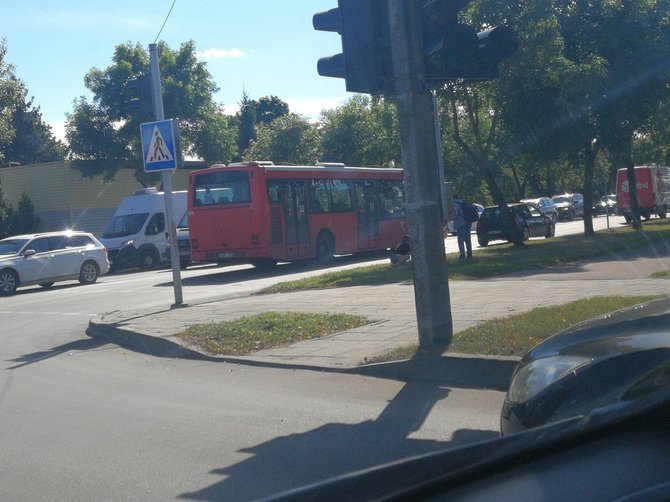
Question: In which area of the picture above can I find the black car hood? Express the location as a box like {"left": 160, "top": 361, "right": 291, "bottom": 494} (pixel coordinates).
{"left": 522, "top": 298, "right": 670, "bottom": 363}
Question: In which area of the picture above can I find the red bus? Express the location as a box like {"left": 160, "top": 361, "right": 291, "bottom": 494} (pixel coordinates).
{"left": 187, "top": 161, "right": 407, "bottom": 266}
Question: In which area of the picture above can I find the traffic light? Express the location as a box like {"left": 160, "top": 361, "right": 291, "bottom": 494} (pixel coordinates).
{"left": 313, "top": 0, "right": 392, "bottom": 95}
{"left": 127, "top": 74, "right": 155, "bottom": 119}
{"left": 420, "top": 0, "right": 518, "bottom": 82}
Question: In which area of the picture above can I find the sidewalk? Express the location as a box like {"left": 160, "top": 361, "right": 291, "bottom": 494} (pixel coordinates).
{"left": 88, "top": 244, "right": 670, "bottom": 375}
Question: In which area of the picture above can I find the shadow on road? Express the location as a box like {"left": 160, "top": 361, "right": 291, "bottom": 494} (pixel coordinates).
{"left": 6, "top": 337, "right": 109, "bottom": 369}
{"left": 179, "top": 372, "right": 499, "bottom": 501}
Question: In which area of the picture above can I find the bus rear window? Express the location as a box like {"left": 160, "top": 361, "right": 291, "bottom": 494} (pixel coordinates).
{"left": 193, "top": 170, "right": 250, "bottom": 206}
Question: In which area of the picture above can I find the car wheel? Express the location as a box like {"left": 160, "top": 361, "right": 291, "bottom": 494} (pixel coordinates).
{"left": 659, "top": 205, "right": 668, "bottom": 219}
{"left": 545, "top": 222, "right": 555, "bottom": 238}
{"left": 179, "top": 258, "right": 190, "bottom": 270}
{"left": 0, "top": 269, "right": 19, "bottom": 295}
{"left": 140, "top": 250, "right": 157, "bottom": 270}
{"left": 567, "top": 209, "right": 575, "bottom": 221}
{"left": 79, "top": 260, "right": 100, "bottom": 284}
{"left": 477, "top": 238, "right": 489, "bottom": 247}
{"left": 522, "top": 226, "right": 530, "bottom": 241}
{"left": 39, "top": 282, "right": 55, "bottom": 288}
{"left": 315, "top": 232, "right": 335, "bottom": 263}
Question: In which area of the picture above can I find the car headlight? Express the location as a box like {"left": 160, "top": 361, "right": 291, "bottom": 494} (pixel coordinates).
{"left": 121, "top": 239, "right": 136, "bottom": 247}
{"left": 507, "top": 355, "right": 592, "bottom": 404}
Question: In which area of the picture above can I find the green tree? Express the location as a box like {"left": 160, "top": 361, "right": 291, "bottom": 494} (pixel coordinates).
{"left": 66, "top": 41, "right": 236, "bottom": 182}
{"left": 9, "top": 193, "right": 41, "bottom": 235}
{"left": 0, "top": 39, "right": 63, "bottom": 166}
{"left": 243, "top": 113, "right": 321, "bottom": 165}
{"left": 320, "top": 95, "right": 400, "bottom": 166}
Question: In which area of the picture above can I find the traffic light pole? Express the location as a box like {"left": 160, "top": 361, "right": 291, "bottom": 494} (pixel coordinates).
{"left": 149, "top": 43, "right": 184, "bottom": 307}
{"left": 388, "top": 0, "right": 453, "bottom": 347}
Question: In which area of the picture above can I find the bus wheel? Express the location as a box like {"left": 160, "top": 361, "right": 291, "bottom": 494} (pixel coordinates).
{"left": 315, "top": 233, "right": 335, "bottom": 263}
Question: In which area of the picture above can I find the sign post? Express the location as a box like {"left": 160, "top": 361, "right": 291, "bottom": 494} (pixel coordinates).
{"left": 140, "top": 43, "right": 184, "bottom": 307}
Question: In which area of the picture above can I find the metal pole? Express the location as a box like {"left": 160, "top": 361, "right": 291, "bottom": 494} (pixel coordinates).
{"left": 388, "top": 0, "right": 453, "bottom": 347}
{"left": 149, "top": 43, "right": 184, "bottom": 307}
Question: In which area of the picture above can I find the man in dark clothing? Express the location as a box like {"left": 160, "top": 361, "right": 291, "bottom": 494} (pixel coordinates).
{"left": 454, "top": 194, "right": 473, "bottom": 260}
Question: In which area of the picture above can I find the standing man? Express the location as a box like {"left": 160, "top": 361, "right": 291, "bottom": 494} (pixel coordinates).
{"left": 454, "top": 194, "right": 473, "bottom": 260}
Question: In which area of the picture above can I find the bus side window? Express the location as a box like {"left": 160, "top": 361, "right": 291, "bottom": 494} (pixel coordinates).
{"left": 312, "top": 179, "right": 331, "bottom": 213}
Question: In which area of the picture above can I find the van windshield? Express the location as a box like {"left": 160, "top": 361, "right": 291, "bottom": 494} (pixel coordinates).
{"left": 102, "top": 213, "right": 149, "bottom": 238}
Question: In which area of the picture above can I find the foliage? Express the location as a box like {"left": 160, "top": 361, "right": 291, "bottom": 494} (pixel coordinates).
{"left": 0, "top": 190, "right": 41, "bottom": 237}
{"left": 243, "top": 113, "right": 321, "bottom": 165}
{"left": 320, "top": 95, "right": 400, "bottom": 166}
{"left": 0, "top": 39, "right": 63, "bottom": 166}
{"left": 65, "top": 40, "right": 234, "bottom": 182}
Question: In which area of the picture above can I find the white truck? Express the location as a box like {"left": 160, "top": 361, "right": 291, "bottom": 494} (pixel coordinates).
{"left": 100, "top": 188, "right": 187, "bottom": 271}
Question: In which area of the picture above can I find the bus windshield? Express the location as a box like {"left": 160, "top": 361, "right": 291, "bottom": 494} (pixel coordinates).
{"left": 193, "top": 170, "right": 250, "bottom": 206}
{"left": 102, "top": 213, "right": 150, "bottom": 238}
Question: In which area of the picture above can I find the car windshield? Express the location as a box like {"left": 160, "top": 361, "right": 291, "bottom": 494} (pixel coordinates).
{"left": 101, "top": 212, "right": 149, "bottom": 238}
{"left": 4, "top": 2, "right": 670, "bottom": 499}
{"left": 0, "top": 239, "right": 28, "bottom": 255}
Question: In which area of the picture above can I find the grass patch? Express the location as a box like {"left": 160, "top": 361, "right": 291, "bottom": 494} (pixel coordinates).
{"left": 366, "top": 295, "right": 660, "bottom": 363}
{"left": 650, "top": 270, "right": 670, "bottom": 279}
{"left": 176, "top": 311, "right": 370, "bottom": 356}
{"left": 260, "top": 219, "right": 670, "bottom": 294}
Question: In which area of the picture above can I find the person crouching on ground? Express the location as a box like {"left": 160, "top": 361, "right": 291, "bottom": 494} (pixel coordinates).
{"left": 390, "top": 235, "right": 411, "bottom": 266}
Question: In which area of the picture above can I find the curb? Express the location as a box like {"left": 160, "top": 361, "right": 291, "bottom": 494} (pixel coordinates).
{"left": 87, "top": 318, "right": 519, "bottom": 388}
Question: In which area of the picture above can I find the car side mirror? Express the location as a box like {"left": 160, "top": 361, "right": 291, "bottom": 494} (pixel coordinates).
{"left": 23, "top": 249, "right": 36, "bottom": 257}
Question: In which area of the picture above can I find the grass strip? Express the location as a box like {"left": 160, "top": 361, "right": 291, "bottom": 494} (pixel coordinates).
{"left": 367, "top": 295, "right": 660, "bottom": 363}
{"left": 177, "top": 311, "right": 370, "bottom": 356}
{"left": 260, "top": 219, "right": 670, "bottom": 294}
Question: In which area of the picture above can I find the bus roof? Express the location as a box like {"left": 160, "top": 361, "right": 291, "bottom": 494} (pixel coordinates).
{"left": 198, "top": 161, "right": 402, "bottom": 175}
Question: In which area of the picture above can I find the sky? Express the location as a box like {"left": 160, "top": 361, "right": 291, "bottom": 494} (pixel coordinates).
{"left": 1, "top": 0, "right": 350, "bottom": 142}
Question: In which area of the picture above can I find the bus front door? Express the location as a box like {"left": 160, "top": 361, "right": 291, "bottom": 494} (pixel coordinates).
{"left": 354, "top": 180, "right": 379, "bottom": 249}
{"left": 281, "top": 181, "right": 310, "bottom": 259}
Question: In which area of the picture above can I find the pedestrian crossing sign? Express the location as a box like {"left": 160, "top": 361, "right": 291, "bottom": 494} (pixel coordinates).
{"left": 140, "top": 119, "right": 180, "bottom": 172}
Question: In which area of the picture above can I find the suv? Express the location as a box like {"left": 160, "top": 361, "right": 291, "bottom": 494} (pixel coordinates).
{"left": 476, "top": 203, "right": 555, "bottom": 247}
{"left": 552, "top": 193, "right": 584, "bottom": 221}
{"left": 0, "top": 231, "right": 110, "bottom": 295}
{"left": 520, "top": 197, "right": 558, "bottom": 223}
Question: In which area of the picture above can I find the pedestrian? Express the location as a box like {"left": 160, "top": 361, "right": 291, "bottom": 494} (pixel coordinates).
{"left": 390, "top": 235, "right": 411, "bottom": 267}
{"left": 454, "top": 194, "right": 473, "bottom": 260}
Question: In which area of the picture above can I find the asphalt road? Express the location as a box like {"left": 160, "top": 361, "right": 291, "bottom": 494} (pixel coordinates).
{"left": 0, "top": 215, "right": 628, "bottom": 500}
{"left": 1, "top": 260, "right": 504, "bottom": 501}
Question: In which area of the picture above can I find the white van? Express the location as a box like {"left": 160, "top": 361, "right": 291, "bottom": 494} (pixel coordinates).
{"left": 101, "top": 188, "right": 187, "bottom": 271}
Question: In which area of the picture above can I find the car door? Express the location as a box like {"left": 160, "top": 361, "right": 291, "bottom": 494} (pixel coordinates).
{"left": 525, "top": 206, "right": 546, "bottom": 237}
{"left": 48, "top": 235, "right": 83, "bottom": 277}
{"left": 18, "top": 237, "right": 55, "bottom": 283}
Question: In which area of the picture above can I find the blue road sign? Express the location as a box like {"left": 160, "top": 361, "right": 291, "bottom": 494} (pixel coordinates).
{"left": 140, "top": 119, "right": 178, "bottom": 172}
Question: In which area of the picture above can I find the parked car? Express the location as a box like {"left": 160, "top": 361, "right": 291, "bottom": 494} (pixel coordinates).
{"left": 593, "top": 194, "right": 617, "bottom": 216}
{"left": 520, "top": 197, "right": 558, "bottom": 222}
{"left": 501, "top": 297, "right": 670, "bottom": 435}
{"left": 0, "top": 230, "right": 110, "bottom": 296}
{"left": 552, "top": 193, "right": 584, "bottom": 220}
{"left": 476, "top": 203, "right": 555, "bottom": 247}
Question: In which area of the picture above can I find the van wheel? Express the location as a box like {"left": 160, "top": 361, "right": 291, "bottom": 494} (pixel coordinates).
{"left": 315, "top": 232, "right": 335, "bottom": 263}
{"left": 39, "top": 282, "right": 55, "bottom": 288}
{"left": 0, "top": 269, "right": 19, "bottom": 295}
{"left": 79, "top": 261, "right": 100, "bottom": 284}
{"left": 140, "top": 250, "right": 157, "bottom": 270}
